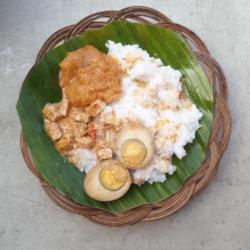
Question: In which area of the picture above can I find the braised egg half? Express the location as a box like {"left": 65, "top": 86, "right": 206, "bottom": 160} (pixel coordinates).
{"left": 115, "top": 127, "right": 154, "bottom": 169}
{"left": 84, "top": 160, "right": 131, "bottom": 201}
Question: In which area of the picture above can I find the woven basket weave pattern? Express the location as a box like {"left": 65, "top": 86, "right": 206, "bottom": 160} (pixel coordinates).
{"left": 20, "top": 6, "right": 231, "bottom": 226}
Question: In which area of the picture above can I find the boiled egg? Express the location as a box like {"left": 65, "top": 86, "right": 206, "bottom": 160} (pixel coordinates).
{"left": 115, "top": 127, "right": 154, "bottom": 169}
{"left": 83, "top": 160, "right": 131, "bottom": 201}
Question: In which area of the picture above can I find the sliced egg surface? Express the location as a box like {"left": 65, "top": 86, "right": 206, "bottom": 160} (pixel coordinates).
{"left": 84, "top": 160, "right": 131, "bottom": 201}
{"left": 115, "top": 127, "right": 154, "bottom": 169}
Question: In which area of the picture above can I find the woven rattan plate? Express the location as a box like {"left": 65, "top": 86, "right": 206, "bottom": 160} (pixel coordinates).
{"left": 20, "top": 6, "right": 231, "bottom": 226}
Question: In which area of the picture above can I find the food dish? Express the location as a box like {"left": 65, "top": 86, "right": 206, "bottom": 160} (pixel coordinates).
{"left": 42, "top": 41, "right": 203, "bottom": 201}
{"left": 17, "top": 18, "right": 218, "bottom": 215}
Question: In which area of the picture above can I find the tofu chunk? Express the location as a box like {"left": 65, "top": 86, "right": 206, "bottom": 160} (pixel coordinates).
{"left": 55, "top": 134, "right": 72, "bottom": 152}
{"left": 87, "top": 99, "right": 106, "bottom": 117}
{"left": 74, "top": 136, "right": 95, "bottom": 149}
{"left": 42, "top": 98, "right": 68, "bottom": 122}
{"left": 45, "top": 122, "right": 62, "bottom": 141}
{"left": 69, "top": 107, "right": 89, "bottom": 122}
{"left": 97, "top": 148, "right": 113, "bottom": 160}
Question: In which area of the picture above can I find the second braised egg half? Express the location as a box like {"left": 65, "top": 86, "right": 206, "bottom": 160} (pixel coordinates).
{"left": 84, "top": 160, "right": 131, "bottom": 201}
{"left": 115, "top": 127, "right": 154, "bottom": 169}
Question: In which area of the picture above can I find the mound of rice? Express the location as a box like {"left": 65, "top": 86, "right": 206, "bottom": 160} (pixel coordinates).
{"left": 103, "top": 41, "right": 203, "bottom": 184}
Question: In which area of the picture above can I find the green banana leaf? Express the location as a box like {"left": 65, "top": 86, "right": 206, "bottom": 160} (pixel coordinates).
{"left": 16, "top": 21, "right": 213, "bottom": 213}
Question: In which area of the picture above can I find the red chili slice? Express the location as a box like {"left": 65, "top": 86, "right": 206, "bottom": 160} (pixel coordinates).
{"left": 88, "top": 129, "right": 96, "bottom": 139}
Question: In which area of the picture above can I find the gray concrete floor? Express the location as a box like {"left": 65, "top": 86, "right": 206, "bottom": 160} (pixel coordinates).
{"left": 0, "top": 0, "right": 249, "bottom": 249}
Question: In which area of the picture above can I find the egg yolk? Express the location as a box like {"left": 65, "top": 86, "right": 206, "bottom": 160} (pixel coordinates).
{"left": 121, "top": 139, "right": 147, "bottom": 168}
{"left": 99, "top": 164, "right": 128, "bottom": 191}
